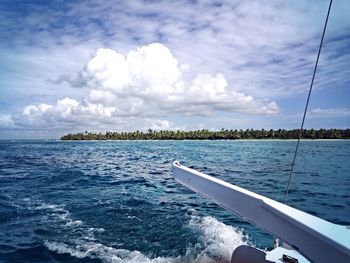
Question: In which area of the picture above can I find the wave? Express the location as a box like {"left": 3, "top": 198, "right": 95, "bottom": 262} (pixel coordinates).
{"left": 187, "top": 214, "right": 249, "bottom": 262}
{"left": 42, "top": 204, "right": 249, "bottom": 263}
{"left": 33, "top": 202, "right": 86, "bottom": 230}
{"left": 45, "top": 240, "right": 176, "bottom": 263}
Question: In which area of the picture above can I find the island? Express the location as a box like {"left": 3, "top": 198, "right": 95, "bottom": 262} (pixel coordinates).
{"left": 61, "top": 128, "right": 350, "bottom": 140}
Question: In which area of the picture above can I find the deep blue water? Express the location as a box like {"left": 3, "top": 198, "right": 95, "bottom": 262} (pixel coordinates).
{"left": 0, "top": 140, "right": 349, "bottom": 263}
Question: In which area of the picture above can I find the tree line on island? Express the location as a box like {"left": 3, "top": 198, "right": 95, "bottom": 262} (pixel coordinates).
{"left": 61, "top": 128, "right": 350, "bottom": 140}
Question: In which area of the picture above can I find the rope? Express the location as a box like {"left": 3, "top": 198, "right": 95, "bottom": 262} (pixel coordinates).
{"left": 284, "top": 0, "right": 333, "bottom": 204}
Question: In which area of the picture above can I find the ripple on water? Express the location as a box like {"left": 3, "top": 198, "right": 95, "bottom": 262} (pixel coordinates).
{"left": 0, "top": 140, "right": 349, "bottom": 262}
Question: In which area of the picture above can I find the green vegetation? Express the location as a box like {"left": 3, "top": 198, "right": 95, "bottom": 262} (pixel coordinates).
{"left": 61, "top": 128, "right": 350, "bottom": 140}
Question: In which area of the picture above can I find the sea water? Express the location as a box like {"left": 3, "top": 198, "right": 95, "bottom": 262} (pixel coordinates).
{"left": 0, "top": 140, "right": 349, "bottom": 263}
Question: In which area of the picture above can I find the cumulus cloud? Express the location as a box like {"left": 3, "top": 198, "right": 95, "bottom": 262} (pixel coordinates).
{"left": 148, "top": 120, "right": 174, "bottom": 130}
{"left": 19, "top": 43, "right": 278, "bottom": 131}
{"left": 78, "top": 43, "right": 278, "bottom": 115}
{"left": 22, "top": 98, "right": 116, "bottom": 124}
{"left": 1, "top": 1, "right": 349, "bottom": 137}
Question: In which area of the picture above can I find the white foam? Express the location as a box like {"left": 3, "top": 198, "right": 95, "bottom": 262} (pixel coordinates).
{"left": 35, "top": 203, "right": 66, "bottom": 212}
{"left": 64, "top": 219, "right": 83, "bottom": 227}
{"left": 188, "top": 215, "right": 249, "bottom": 263}
{"left": 44, "top": 240, "right": 177, "bottom": 263}
{"left": 33, "top": 200, "right": 105, "bottom": 242}
{"left": 127, "top": 215, "right": 142, "bottom": 222}
{"left": 44, "top": 212, "right": 250, "bottom": 263}
{"left": 37, "top": 203, "right": 84, "bottom": 228}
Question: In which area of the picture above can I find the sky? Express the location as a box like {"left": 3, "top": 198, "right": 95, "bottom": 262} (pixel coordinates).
{"left": 0, "top": 0, "right": 349, "bottom": 139}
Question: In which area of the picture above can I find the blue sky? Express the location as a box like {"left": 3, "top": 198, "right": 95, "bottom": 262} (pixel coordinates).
{"left": 0, "top": 0, "right": 349, "bottom": 139}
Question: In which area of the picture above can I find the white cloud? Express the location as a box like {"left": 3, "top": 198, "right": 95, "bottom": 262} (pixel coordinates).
{"left": 1, "top": 1, "right": 349, "bottom": 137}
{"left": 0, "top": 114, "right": 14, "bottom": 128}
{"left": 79, "top": 43, "right": 278, "bottom": 115}
{"left": 5, "top": 0, "right": 348, "bottom": 102}
{"left": 23, "top": 103, "right": 53, "bottom": 117}
{"left": 22, "top": 98, "right": 116, "bottom": 124}
{"left": 309, "top": 108, "right": 350, "bottom": 118}
{"left": 81, "top": 44, "right": 183, "bottom": 98}
{"left": 17, "top": 43, "right": 278, "bottom": 131}
{"left": 148, "top": 120, "right": 174, "bottom": 130}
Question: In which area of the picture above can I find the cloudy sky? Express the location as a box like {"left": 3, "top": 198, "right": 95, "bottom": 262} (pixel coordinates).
{"left": 0, "top": 0, "right": 349, "bottom": 139}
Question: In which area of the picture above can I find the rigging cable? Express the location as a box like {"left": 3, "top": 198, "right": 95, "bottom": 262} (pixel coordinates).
{"left": 284, "top": 0, "right": 333, "bottom": 204}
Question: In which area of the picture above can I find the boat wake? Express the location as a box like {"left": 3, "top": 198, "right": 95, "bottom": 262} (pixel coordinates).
{"left": 41, "top": 203, "right": 249, "bottom": 263}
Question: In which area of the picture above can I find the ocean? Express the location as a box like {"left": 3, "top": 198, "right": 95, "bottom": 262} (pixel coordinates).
{"left": 0, "top": 140, "right": 349, "bottom": 263}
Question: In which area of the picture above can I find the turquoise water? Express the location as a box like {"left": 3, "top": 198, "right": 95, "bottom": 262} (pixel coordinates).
{"left": 0, "top": 140, "right": 349, "bottom": 262}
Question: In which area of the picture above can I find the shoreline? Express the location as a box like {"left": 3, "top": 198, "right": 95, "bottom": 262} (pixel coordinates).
{"left": 1, "top": 139, "right": 349, "bottom": 142}
{"left": 60, "top": 129, "right": 350, "bottom": 141}
{"left": 57, "top": 138, "right": 349, "bottom": 142}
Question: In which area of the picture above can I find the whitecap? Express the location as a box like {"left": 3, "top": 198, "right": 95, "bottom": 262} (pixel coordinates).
{"left": 64, "top": 219, "right": 83, "bottom": 227}
{"left": 34, "top": 202, "right": 66, "bottom": 212}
